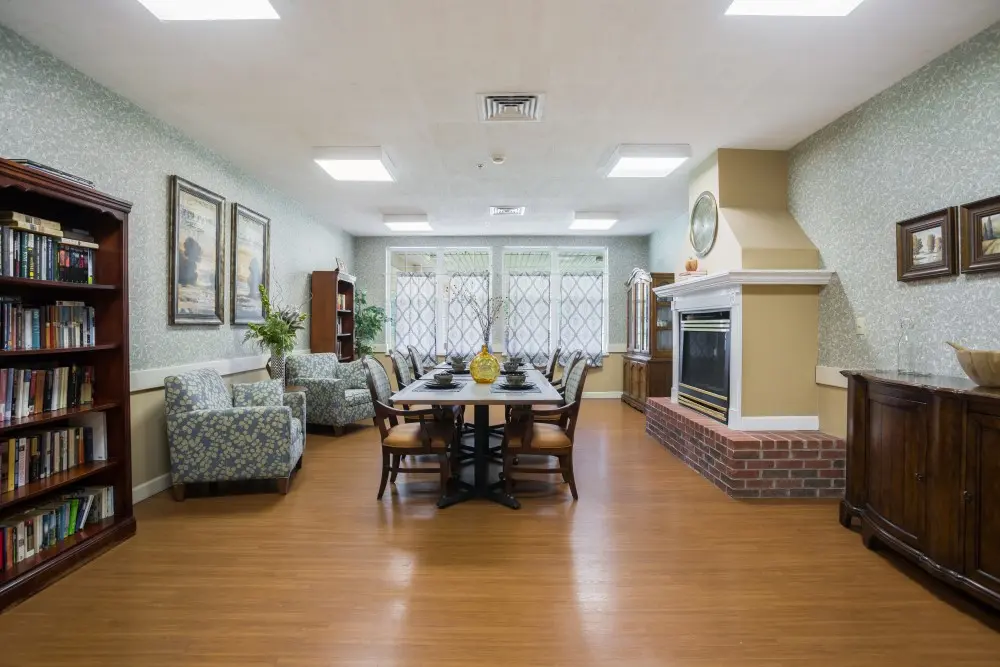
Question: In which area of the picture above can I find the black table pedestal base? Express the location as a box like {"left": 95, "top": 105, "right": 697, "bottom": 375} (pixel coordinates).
{"left": 437, "top": 404, "right": 520, "bottom": 510}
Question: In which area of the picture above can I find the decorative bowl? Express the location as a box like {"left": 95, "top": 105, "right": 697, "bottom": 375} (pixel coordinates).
{"left": 434, "top": 371, "right": 454, "bottom": 385}
{"left": 504, "top": 371, "right": 526, "bottom": 387}
{"left": 948, "top": 342, "right": 1000, "bottom": 387}
{"left": 449, "top": 360, "right": 467, "bottom": 372}
{"left": 502, "top": 360, "right": 520, "bottom": 373}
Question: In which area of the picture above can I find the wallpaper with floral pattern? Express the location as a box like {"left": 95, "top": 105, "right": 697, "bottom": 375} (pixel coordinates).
{"left": 789, "top": 23, "right": 1000, "bottom": 376}
{"left": 353, "top": 235, "right": 649, "bottom": 347}
{"left": 0, "top": 25, "right": 353, "bottom": 371}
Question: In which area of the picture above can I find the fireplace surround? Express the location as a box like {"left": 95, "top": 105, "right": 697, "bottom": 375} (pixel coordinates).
{"left": 678, "top": 311, "right": 731, "bottom": 423}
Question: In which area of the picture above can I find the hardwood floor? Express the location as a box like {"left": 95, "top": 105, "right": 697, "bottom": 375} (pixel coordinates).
{"left": 1, "top": 400, "right": 998, "bottom": 665}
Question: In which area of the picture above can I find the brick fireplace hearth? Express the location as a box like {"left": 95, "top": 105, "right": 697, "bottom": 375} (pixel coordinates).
{"left": 645, "top": 398, "right": 846, "bottom": 499}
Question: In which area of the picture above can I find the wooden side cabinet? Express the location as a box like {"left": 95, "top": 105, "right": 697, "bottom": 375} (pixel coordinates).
{"left": 841, "top": 371, "right": 1000, "bottom": 611}
{"left": 622, "top": 269, "right": 673, "bottom": 412}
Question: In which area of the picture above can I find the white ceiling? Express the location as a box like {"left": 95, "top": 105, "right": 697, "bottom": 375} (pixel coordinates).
{"left": 1, "top": 0, "right": 998, "bottom": 237}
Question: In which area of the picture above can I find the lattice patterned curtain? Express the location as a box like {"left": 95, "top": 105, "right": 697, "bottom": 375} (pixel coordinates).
{"left": 506, "top": 272, "right": 551, "bottom": 366}
{"left": 560, "top": 271, "right": 604, "bottom": 368}
{"left": 393, "top": 272, "right": 437, "bottom": 368}
{"left": 447, "top": 272, "right": 490, "bottom": 359}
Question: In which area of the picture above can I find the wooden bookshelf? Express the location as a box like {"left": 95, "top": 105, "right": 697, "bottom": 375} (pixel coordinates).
{"left": 310, "top": 269, "right": 356, "bottom": 362}
{"left": 0, "top": 158, "right": 134, "bottom": 612}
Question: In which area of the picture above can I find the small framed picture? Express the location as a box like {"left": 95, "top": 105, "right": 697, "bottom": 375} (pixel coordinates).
{"left": 959, "top": 195, "right": 1000, "bottom": 275}
{"left": 896, "top": 208, "right": 957, "bottom": 282}
{"left": 230, "top": 203, "right": 270, "bottom": 325}
{"left": 169, "top": 176, "right": 225, "bottom": 325}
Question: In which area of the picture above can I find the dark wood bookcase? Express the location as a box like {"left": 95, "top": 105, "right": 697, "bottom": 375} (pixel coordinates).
{"left": 310, "top": 269, "right": 356, "bottom": 362}
{"left": 0, "top": 158, "right": 135, "bottom": 612}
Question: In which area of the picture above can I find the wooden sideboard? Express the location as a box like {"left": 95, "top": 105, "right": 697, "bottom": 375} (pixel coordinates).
{"left": 841, "top": 371, "right": 1000, "bottom": 610}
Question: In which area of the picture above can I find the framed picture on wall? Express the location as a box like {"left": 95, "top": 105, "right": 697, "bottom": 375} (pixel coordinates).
{"left": 230, "top": 203, "right": 271, "bottom": 325}
{"left": 168, "top": 176, "right": 225, "bottom": 325}
{"left": 959, "top": 194, "right": 1000, "bottom": 275}
{"left": 896, "top": 208, "right": 957, "bottom": 282}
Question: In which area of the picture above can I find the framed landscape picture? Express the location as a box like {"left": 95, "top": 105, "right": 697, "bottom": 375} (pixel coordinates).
{"left": 169, "top": 176, "right": 225, "bottom": 325}
{"left": 896, "top": 208, "right": 957, "bottom": 282}
{"left": 230, "top": 203, "right": 270, "bottom": 325}
{"left": 959, "top": 195, "right": 1000, "bottom": 274}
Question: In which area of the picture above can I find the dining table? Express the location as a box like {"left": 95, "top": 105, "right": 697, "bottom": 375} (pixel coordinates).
{"left": 390, "top": 364, "right": 563, "bottom": 509}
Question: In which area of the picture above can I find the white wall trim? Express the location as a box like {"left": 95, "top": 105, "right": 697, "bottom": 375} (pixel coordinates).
{"left": 653, "top": 269, "right": 835, "bottom": 298}
{"left": 583, "top": 391, "right": 622, "bottom": 399}
{"left": 131, "top": 354, "right": 268, "bottom": 392}
{"left": 816, "top": 365, "right": 848, "bottom": 389}
{"left": 132, "top": 473, "right": 171, "bottom": 504}
{"left": 736, "top": 415, "right": 821, "bottom": 431}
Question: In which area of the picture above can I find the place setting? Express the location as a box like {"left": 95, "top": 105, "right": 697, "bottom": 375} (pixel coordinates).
{"left": 421, "top": 370, "right": 468, "bottom": 392}
{"left": 490, "top": 369, "right": 541, "bottom": 394}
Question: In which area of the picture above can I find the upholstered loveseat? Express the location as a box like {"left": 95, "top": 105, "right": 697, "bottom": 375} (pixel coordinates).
{"left": 285, "top": 353, "right": 375, "bottom": 435}
{"left": 164, "top": 369, "right": 306, "bottom": 499}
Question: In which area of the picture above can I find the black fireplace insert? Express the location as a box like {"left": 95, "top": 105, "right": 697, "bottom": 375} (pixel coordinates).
{"left": 678, "top": 311, "right": 731, "bottom": 423}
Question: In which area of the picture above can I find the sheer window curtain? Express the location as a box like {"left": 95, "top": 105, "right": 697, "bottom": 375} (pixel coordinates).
{"left": 392, "top": 272, "right": 437, "bottom": 368}
{"left": 506, "top": 272, "right": 551, "bottom": 366}
{"left": 559, "top": 272, "right": 604, "bottom": 368}
{"left": 446, "top": 272, "right": 490, "bottom": 360}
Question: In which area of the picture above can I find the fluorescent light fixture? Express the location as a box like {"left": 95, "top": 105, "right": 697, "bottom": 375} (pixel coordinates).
{"left": 383, "top": 214, "right": 432, "bottom": 233}
{"left": 725, "top": 0, "right": 866, "bottom": 16}
{"left": 603, "top": 144, "right": 691, "bottom": 178}
{"left": 136, "top": 0, "right": 280, "bottom": 21}
{"left": 571, "top": 213, "right": 618, "bottom": 231}
{"left": 313, "top": 147, "right": 395, "bottom": 182}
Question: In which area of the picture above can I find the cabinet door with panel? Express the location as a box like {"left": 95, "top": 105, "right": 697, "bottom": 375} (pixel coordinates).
{"left": 865, "top": 390, "right": 928, "bottom": 550}
{"left": 623, "top": 361, "right": 633, "bottom": 402}
{"left": 964, "top": 411, "right": 1000, "bottom": 595}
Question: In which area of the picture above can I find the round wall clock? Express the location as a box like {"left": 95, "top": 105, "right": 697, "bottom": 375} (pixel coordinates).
{"left": 690, "top": 191, "right": 719, "bottom": 258}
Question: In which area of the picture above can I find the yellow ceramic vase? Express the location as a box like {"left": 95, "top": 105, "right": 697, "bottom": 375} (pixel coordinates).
{"left": 470, "top": 344, "right": 500, "bottom": 384}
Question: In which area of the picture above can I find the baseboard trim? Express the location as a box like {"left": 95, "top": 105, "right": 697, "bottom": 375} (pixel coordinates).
{"left": 737, "top": 415, "right": 821, "bottom": 431}
{"left": 583, "top": 391, "right": 623, "bottom": 399}
{"left": 132, "top": 473, "right": 171, "bottom": 504}
{"left": 816, "top": 366, "right": 848, "bottom": 389}
{"left": 131, "top": 354, "right": 269, "bottom": 392}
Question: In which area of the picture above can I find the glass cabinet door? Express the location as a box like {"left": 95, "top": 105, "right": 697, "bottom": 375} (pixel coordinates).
{"left": 655, "top": 295, "right": 672, "bottom": 354}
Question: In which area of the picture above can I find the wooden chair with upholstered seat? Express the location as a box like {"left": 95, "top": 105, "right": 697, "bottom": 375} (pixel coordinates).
{"left": 550, "top": 349, "right": 582, "bottom": 394}
{"left": 501, "top": 359, "right": 589, "bottom": 500}
{"left": 363, "top": 357, "right": 454, "bottom": 504}
{"left": 407, "top": 344, "right": 433, "bottom": 378}
{"left": 541, "top": 346, "right": 562, "bottom": 382}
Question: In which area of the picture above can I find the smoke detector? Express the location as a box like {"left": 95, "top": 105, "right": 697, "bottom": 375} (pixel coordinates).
{"left": 478, "top": 93, "right": 545, "bottom": 122}
{"left": 490, "top": 206, "right": 526, "bottom": 217}
{"left": 491, "top": 154, "right": 506, "bottom": 165}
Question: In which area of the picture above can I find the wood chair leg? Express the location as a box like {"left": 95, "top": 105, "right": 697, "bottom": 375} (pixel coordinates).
{"left": 171, "top": 483, "right": 186, "bottom": 502}
{"left": 277, "top": 475, "right": 291, "bottom": 495}
{"left": 333, "top": 425, "right": 345, "bottom": 437}
{"left": 390, "top": 453, "right": 401, "bottom": 484}
{"left": 564, "top": 452, "right": 578, "bottom": 500}
{"left": 377, "top": 449, "right": 390, "bottom": 499}
{"left": 438, "top": 452, "right": 451, "bottom": 501}
{"left": 503, "top": 449, "right": 514, "bottom": 495}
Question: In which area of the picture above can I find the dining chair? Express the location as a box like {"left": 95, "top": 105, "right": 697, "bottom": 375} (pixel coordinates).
{"left": 407, "top": 345, "right": 432, "bottom": 378}
{"left": 551, "top": 349, "right": 583, "bottom": 393}
{"left": 501, "top": 360, "right": 589, "bottom": 500}
{"left": 390, "top": 349, "right": 416, "bottom": 389}
{"left": 363, "top": 357, "right": 455, "bottom": 503}
{"left": 542, "top": 346, "right": 562, "bottom": 382}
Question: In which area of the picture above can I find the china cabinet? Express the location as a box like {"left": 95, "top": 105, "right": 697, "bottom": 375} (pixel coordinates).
{"left": 622, "top": 269, "right": 674, "bottom": 412}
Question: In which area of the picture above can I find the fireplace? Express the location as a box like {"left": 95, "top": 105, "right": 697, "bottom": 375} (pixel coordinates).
{"left": 678, "top": 310, "right": 731, "bottom": 423}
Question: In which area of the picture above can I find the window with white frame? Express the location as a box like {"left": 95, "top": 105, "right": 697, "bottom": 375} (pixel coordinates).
{"left": 502, "top": 248, "right": 608, "bottom": 367}
{"left": 387, "top": 247, "right": 492, "bottom": 365}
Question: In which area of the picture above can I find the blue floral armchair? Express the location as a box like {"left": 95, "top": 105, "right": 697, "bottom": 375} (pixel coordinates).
{"left": 285, "top": 353, "right": 375, "bottom": 435}
{"left": 165, "top": 369, "right": 306, "bottom": 499}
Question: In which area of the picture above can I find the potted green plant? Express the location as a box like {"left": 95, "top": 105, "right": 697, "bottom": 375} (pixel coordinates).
{"left": 243, "top": 284, "right": 307, "bottom": 381}
{"left": 354, "top": 289, "right": 387, "bottom": 358}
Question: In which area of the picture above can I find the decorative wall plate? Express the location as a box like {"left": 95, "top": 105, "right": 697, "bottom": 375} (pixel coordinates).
{"left": 690, "top": 191, "right": 719, "bottom": 258}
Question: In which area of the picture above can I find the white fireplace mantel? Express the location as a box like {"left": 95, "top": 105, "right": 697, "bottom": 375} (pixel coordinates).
{"left": 653, "top": 269, "right": 834, "bottom": 431}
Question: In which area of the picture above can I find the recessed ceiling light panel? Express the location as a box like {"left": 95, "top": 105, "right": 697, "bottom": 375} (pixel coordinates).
{"left": 314, "top": 147, "right": 395, "bottom": 182}
{"left": 383, "top": 214, "right": 432, "bottom": 233}
{"left": 603, "top": 144, "right": 691, "bottom": 178}
{"left": 725, "top": 0, "right": 866, "bottom": 16}
{"left": 136, "top": 0, "right": 280, "bottom": 21}
{"left": 571, "top": 213, "right": 618, "bottom": 231}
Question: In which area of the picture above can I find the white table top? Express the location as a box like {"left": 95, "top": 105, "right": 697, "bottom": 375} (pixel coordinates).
{"left": 391, "top": 368, "right": 563, "bottom": 406}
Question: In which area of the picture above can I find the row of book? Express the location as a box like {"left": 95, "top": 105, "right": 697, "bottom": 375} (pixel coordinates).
{"left": 1, "top": 425, "right": 101, "bottom": 493}
{"left": 0, "top": 211, "right": 99, "bottom": 284}
{"left": 0, "top": 485, "right": 114, "bottom": 572}
{"left": 0, "top": 365, "right": 94, "bottom": 422}
{"left": 0, "top": 299, "right": 96, "bottom": 351}
{"left": 336, "top": 293, "right": 348, "bottom": 310}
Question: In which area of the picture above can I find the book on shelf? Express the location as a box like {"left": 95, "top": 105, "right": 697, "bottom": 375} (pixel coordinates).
{"left": 0, "top": 364, "right": 94, "bottom": 422}
{"left": 337, "top": 293, "right": 347, "bottom": 310}
{"left": 0, "top": 218, "right": 98, "bottom": 283}
{"left": 0, "top": 298, "right": 96, "bottom": 350}
{"left": 0, "top": 422, "right": 104, "bottom": 493}
{"left": 335, "top": 340, "right": 342, "bottom": 357}
{"left": 0, "top": 484, "right": 114, "bottom": 572}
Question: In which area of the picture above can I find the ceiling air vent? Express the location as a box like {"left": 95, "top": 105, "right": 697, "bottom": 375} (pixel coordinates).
{"left": 478, "top": 93, "right": 544, "bottom": 122}
{"left": 490, "top": 206, "right": 526, "bottom": 217}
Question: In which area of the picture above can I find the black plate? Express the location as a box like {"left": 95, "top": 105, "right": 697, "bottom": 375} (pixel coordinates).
{"left": 423, "top": 381, "right": 460, "bottom": 390}
{"left": 501, "top": 369, "right": 530, "bottom": 375}
{"left": 498, "top": 382, "right": 536, "bottom": 391}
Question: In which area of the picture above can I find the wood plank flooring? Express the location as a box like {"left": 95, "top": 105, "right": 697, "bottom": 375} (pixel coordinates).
{"left": 1, "top": 400, "right": 998, "bottom": 665}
